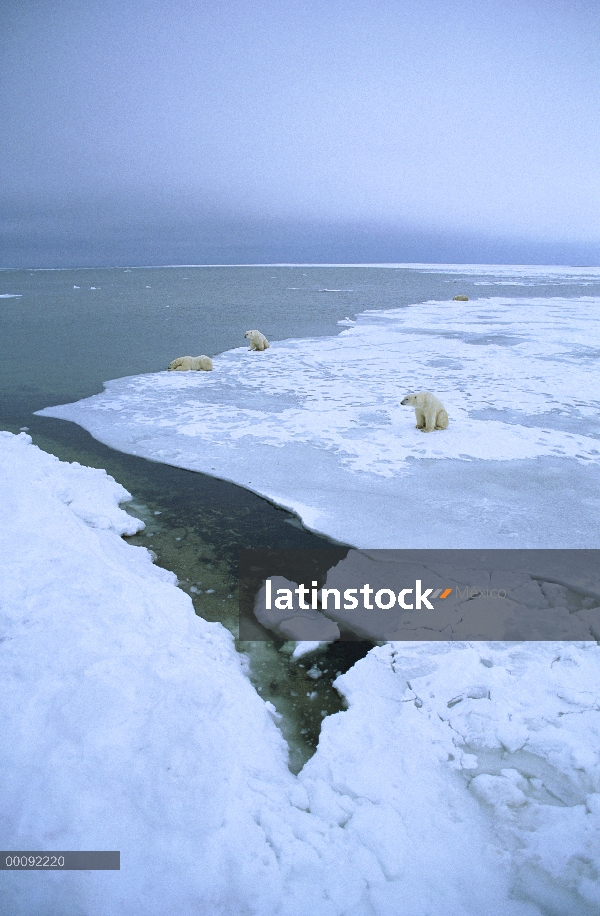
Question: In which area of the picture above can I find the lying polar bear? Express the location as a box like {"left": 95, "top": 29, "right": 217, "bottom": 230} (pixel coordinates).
{"left": 168, "top": 355, "right": 213, "bottom": 371}
{"left": 401, "top": 391, "right": 449, "bottom": 431}
{"left": 244, "top": 329, "right": 270, "bottom": 351}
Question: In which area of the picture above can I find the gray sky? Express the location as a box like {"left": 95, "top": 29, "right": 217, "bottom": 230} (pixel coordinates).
{"left": 2, "top": 0, "right": 599, "bottom": 266}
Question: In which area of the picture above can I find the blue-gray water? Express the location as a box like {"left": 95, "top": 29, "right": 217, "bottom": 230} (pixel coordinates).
{"left": 2, "top": 264, "right": 599, "bottom": 769}
{"left": 3, "top": 263, "right": 597, "bottom": 422}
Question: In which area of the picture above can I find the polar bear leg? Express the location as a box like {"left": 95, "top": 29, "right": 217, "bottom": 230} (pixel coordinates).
{"left": 422, "top": 410, "right": 437, "bottom": 432}
{"left": 414, "top": 408, "right": 426, "bottom": 429}
{"left": 436, "top": 409, "right": 449, "bottom": 430}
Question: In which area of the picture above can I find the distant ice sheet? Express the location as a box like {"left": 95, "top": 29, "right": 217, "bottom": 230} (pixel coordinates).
{"left": 406, "top": 263, "right": 600, "bottom": 284}
{"left": 39, "top": 296, "right": 600, "bottom": 547}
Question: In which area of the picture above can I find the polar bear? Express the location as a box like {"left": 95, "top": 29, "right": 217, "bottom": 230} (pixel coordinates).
{"left": 168, "top": 355, "right": 213, "bottom": 371}
{"left": 401, "top": 391, "right": 449, "bottom": 432}
{"left": 244, "top": 330, "right": 270, "bottom": 351}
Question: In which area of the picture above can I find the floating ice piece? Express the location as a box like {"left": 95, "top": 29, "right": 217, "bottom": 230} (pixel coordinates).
{"left": 291, "top": 641, "right": 330, "bottom": 658}
{"left": 38, "top": 294, "right": 600, "bottom": 548}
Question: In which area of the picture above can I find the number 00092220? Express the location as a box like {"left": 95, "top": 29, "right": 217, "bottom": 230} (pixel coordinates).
{"left": 5, "top": 855, "right": 65, "bottom": 867}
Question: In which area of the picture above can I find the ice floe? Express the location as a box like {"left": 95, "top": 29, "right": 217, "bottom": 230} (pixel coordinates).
{"left": 39, "top": 295, "right": 600, "bottom": 548}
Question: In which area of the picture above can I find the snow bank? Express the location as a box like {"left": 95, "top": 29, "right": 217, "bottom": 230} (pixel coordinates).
{"left": 38, "top": 296, "right": 600, "bottom": 547}
{"left": 2, "top": 432, "right": 600, "bottom": 913}
{"left": 310, "top": 641, "right": 600, "bottom": 915}
{"left": 0, "top": 433, "right": 288, "bottom": 914}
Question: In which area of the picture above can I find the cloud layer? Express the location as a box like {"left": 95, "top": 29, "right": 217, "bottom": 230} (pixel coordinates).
{"left": 2, "top": 0, "right": 599, "bottom": 265}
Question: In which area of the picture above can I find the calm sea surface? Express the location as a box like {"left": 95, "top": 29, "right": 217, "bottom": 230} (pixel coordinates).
{"left": 4, "top": 263, "right": 596, "bottom": 422}
{"left": 2, "top": 264, "right": 598, "bottom": 768}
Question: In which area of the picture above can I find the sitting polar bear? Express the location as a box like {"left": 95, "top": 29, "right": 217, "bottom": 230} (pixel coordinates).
{"left": 401, "top": 391, "right": 449, "bottom": 432}
{"left": 168, "top": 355, "right": 213, "bottom": 372}
{"left": 244, "top": 330, "right": 270, "bottom": 351}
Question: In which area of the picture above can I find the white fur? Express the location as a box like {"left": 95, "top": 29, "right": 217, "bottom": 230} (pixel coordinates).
{"left": 168, "top": 355, "right": 213, "bottom": 372}
{"left": 401, "top": 391, "right": 449, "bottom": 432}
{"left": 244, "top": 330, "right": 270, "bottom": 351}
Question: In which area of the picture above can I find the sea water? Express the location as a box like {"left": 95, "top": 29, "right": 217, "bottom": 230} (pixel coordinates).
{"left": 3, "top": 263, "right": 600, "bottom": 767}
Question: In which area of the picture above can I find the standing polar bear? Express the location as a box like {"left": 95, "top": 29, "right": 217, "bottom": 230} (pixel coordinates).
{"left": 401, "top": 391, "right": 449, "bottom": 432}
{"left": 168, "top": 355, "right": 213, "bottom": 371}
{"left": 244, "top": 330, "right": 270, "bottom": 351}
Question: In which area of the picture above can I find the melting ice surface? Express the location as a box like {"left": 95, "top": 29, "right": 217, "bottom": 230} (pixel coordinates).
{"left": 40, "top": 294, "right": 600, "bottom": 547}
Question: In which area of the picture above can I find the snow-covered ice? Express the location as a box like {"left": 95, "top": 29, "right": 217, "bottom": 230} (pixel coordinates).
{"left": 2, "top": 430, "right": 600, "bottom": 914}
{"left": 39, "top": 295, "right": 600, "bottom": 547}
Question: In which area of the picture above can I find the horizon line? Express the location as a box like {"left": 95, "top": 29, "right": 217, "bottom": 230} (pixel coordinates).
{"left": 2, "top": 262, "right": 599, "bottom": 272}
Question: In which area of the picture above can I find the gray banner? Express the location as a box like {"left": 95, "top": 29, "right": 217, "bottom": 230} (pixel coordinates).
{"left": 0, "top": 852, "right": 120, "bottom": 870}
{"left": 239, "top": 549, "right": 600, "bottom": 641}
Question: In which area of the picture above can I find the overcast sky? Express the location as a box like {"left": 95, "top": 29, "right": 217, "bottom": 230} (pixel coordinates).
{"left": 1, "top": 0, "right": 599, "bottom": 266}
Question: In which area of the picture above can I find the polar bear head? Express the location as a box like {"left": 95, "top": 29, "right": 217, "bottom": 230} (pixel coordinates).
{"left": 401, "top": 393, "right": 421, "bottom": 406}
